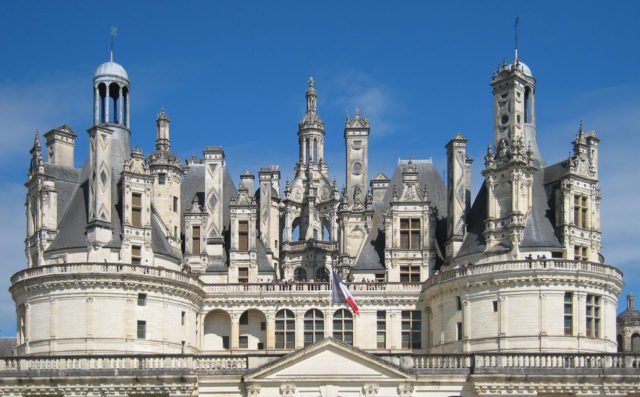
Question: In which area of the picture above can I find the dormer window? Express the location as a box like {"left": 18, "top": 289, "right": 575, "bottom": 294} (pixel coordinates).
{"left": 238, "top": 221, "right": 249, "bottom": 251}
{"left": 574, "top": 195, "right": 589, "bottom": 229}
{"left": 131, "top": 193, "right": 142, "bottom": 227}
{"left": 400, "top": 218, "right": 421, "bottom": 249}
{"left": 192, "top": 225, "right": 201, "bottom": 254}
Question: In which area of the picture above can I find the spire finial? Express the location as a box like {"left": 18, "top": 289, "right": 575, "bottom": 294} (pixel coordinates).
{"left": 514, "top": 16, "right": 520, "bottom": 61}
{"left": 629, "top": 292, "right": 635, "bottom": 311}
{"left": 305, "top": 76, "right": 317, "bottom": 114}
{"left": 110, "top": 26, "right": 118, "bottom": 62}
{"left": 579, "top": 119, "right": 584, "bottom": 134}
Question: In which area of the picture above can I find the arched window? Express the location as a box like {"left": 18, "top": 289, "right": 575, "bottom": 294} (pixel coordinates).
{"left": 98, "top": 83, "right": 107, "bottom": 123}
{"left": 312, "top": 139, "right": 317, "bottom": 163}
{"left": 109, "top": 83, "right": 120, "bottom": 123}
{"left": 617, "top": 334, "right": 624, "bottom": 352}
{"left": 294, "top": 267, "right": 307, "bottom": 282}
{"left": 304, "top": 309, "right": 324, "bottom": 346}
{"left": 524, "top": 87, "right": 532, "bottom": 124}
{"left": 333, "top": 309, "right": 353, "bottom": 345}
{"left": 275, "top": 309, "right": 295, "bottom": 349}
{"left": 321, "top": 223, "right": 330, "bottom": 241}
{"left": 315, "top": 267, "right": 330, "bottom": 282}
{"left": 632, "top": 333, "right": 640, "bottom": 353}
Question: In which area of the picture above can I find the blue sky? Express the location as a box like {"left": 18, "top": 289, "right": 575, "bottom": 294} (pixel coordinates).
{"left": 0, "top": 1, "right": 638, "bottom": 335}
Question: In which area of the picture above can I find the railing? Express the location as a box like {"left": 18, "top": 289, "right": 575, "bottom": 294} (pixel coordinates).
{"left": 0, "top": 353, "right": 638, "bottom": 373}
{"left": 202, "top": 282, "right": 422, "bottom": 294}
{"left": 423, "top": 259, "right": 624, "bottom": 290}
{"left": 473, "top": 352, "right": 640, "bottom": 370}
{"left": 281, "top": 240, "right": 339, "bottom": 252}
{"left": 10, "top": 263, "right": 201, "bottom": 288}
{"left": 12, "top": 264, "right": 421, "bottom": 296}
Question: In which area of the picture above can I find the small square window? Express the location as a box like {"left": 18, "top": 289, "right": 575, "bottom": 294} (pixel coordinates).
{"left": 239, "top": 335, "right": 248, "bottom": 349}
{"left": 137, "top": 320, "right": 146, "bottom": 339}
{"left": 260, "top": 322, "right": 266, "bottom": 331}
{"left": 137, "top": 293, "right": 147, "bottom": 306}
{"left": 158, "top": 173, "right": 166, "bottom": 185}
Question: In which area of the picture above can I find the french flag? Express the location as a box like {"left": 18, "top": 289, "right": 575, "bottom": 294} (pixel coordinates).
{"left": 331, "top": 270, "right": 360, "bottom": 315}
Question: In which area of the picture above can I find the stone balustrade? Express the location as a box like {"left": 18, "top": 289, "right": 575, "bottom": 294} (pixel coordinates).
{"left": 423, "top": 259, "right": 624, "bottom": 290}
{"left": 281, "top": 240, "right": 339, "bottom": 253}
{"left": 11, "top": 263, "right": 422, "bottom": 296}
{"left": 1, "top": 352, "right": 637, "bottom": 374}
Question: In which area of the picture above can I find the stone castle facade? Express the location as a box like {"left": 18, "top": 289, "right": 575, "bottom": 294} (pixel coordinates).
{"left": 6, "top": 48, "right": 640, "bottom": 396}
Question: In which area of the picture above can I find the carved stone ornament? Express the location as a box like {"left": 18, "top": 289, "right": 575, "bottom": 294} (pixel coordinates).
{"left": 398, "top": 383, "right": 414, "bottom": 396}
{"left": 280, "top": 383, "right": 297, "bottom": 396}
{"left": 363, "top": 383, "right": 379, "bottom": 396}
{"left": 246, "top": 384, "right": 261, "bottom": 397}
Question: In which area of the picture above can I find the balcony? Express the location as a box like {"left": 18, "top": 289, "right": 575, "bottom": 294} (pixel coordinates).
{"left": 281, "top": 240, "right": 338, "bottom": 253}
{"left": 423, "top": 259, "right": 624, "bottom": 290}
{"left": 0, "top": 352, "right": 637, "bottom": 376}
{"left": 11, "top": 263, "right": 422, "bottom": 298}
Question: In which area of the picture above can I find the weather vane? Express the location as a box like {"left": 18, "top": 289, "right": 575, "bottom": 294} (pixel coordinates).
{"left": 514, "top": 17, "right": 520, "bottom": 60}
{"left": 110, "top": 26, "right": 117, "bottom": 62}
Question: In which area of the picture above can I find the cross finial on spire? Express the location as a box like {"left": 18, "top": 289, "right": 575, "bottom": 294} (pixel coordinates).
{"left": 308, "top": 76, "right": 314, "bottom": 88}
{"left": 514, "top": 16, "right": 520, "bottom": 61}
{"left": 110, "top": 26, "right": 118, "bottom": 62}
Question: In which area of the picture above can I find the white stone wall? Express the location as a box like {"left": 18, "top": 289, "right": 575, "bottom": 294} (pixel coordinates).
{"left": 12, "top": 274, "right": 201, "bottom": 355}
{"left": 424, "top": 264, "right": 622, "bottom": 353}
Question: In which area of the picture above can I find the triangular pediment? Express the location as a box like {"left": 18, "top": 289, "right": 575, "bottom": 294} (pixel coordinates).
{"left": 244, "top": 338, "right": 414, "bottom": 382}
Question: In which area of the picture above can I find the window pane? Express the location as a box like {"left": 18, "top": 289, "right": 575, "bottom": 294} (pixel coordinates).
{"left": 410, "top": 231, "right": 420, "bottom": 249}
{"left": 400, "top": 231, "right": 409, "bottom": 249}
{"left": 400, "top": 219, "right": 410, "bottom": 229}
{"left": 132, "top": 193, "right": 142, "bottom": 207}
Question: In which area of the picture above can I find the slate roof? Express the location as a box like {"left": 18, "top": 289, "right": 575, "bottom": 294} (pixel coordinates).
{"left": 256, "top": 239, "right": 276, "bottom": 274}
{"left": 457, "top": 165, "right": 562, "bottom": 258}
{"left": 181, "top": 162, "right": 238, "bottom": 271}
{"left": 0, "top": 338, "right": 15, "bottom": 356}
{"left": 353, "top": 159, "right": 447, "bottom": 271}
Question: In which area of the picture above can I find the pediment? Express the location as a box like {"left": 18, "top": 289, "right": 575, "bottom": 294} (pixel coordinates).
{"left": 244, "top": 338, "right": 414, "bottom": 382}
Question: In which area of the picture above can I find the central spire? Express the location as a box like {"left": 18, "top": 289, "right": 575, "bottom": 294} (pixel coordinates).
{"left": 110, "top": 26, "right": 117, "bottom": 62}
{"left": 306, "top": 76, "right": 317, "bottom": 114}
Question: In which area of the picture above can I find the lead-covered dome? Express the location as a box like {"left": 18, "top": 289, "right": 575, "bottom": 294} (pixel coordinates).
{"left": 94, "top": 61, "right": 129, "bottom": 81}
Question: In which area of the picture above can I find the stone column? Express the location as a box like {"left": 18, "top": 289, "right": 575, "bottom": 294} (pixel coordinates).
{"left": 266, "top": 312, "right": 275, "bottom": 350}
{"left": 24, "top": 303, "right": 30, "bottom": 355}
{"left": 539, "top": 293, "right": 547, "bottom": 337}
{"left": 118, "top": 85, "right": 123, "bottom": 124}
{"left": 462, "top": 299, "right": 470, "bottom": 345}
{"left": 230, "top": 313, "right": 240, "bottom": 350}
{"left": 326, "top": 308, "right": 334, "bottom": 339}
{"left": 126, "top": 88, "right": 130, "bottom": 128}
{"left": 389, "top": 310, "right": 401, "bottom": 349}
{"left": 105, "top": 86, "right": 110, "bottom": 123}
{"left": 94, "top": 85, "right": 100, "bottom": 125}
{"left": 295, "top": 310, "right": 305, "bottom": 348}
{"left": 576, "top": 292, "right": 586, "bottom": 338}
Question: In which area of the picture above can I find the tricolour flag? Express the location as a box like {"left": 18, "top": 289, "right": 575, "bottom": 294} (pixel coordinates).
{"left": 331, "top": 270, "right": 360, "bottom": 315}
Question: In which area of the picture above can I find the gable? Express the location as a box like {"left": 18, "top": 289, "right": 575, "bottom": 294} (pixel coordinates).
{"left": 245, "top": 339, "right": 414, "bottom": 382}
